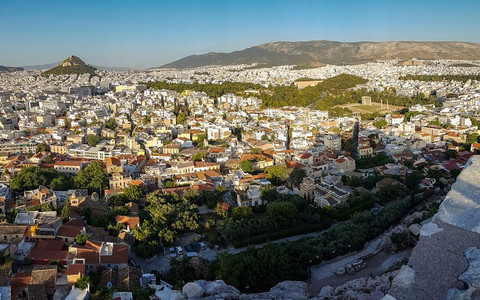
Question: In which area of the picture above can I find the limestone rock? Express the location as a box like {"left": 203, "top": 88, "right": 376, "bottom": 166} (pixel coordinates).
{"left": 268, "top": 281, "right": 309, "bottom": 299}
{"left": 183, "top": 282, "right": 206, "bottom": 299}
{"left": 317, "top": 286, "right": 333, "bottom": 299}
{"left": 205, "top": 280, "right": 240, "bottom": 296}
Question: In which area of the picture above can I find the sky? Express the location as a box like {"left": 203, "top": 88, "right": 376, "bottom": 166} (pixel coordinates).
{"left": 0, "top": 0, "right": 479, "bottom": 69}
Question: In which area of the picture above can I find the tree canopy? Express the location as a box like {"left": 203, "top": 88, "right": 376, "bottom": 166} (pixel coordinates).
{"left": 74, "top": 162, "right": 108, "bottom": 196}
{"left": 10, "top": 167, "right": 73, "bottom": 192}
{"left": 132, "top": 192, "right": 199, "bottom": 244}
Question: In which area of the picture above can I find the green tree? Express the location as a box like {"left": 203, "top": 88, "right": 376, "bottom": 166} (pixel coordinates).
{"left": 445, "top": 149, "right": 458, "bottom": 160}
{"left": 75, "top": 234, "right": 89, "bottom": 245}
{"left": 60, "top": 201, "right": 70, "bottom": 221}
{"left": 49, "top": 176, "right": 74, "bottom": 191}
{"left": 267, "top": 201, "right": 297, "bottom": 225}
{"left": 122, "top": 185, "right": 144, "bottom": 203}
{"left": 405, "top": 170, "right": 424, "bottom": 190}
{"left": 143, "top": 115, "right": 152, "bottom": 125}
{"left": 288, "top": 168, "right": 306, "bottom": 186}
{"left": 134, "top": 192, "right": 199, "bottom": 244}
{"left": 105, "top": 117, "right": 117, "bottom": 130}
{"left": 239, "top": 160, "right": 254, "bottom": 173}
{"left": 10, "top": 167, "right": 65, "bottom": 192}
{"left": 232, "top": 206, "right": 253, "bottom": 220}
{"left": 74, "top": 162, "right": 108, "bottom": 196}
{"left": 192, "top": 152, "right": 206, "bottom": 162}
{"left": 215, "top": 243, "right": 299, "bottom": 292}
{"left": 215, "top": 202, "right": 230, "bottom": 219}
{"left": 466, "top": 133, "right": 479, "bottom": 145}
{"left": 374, "top": 119, "right": 388, "bottom": 129}
{"left": 162, "top": 178, "right": 177, "bottom": 188}
{"left": 36, "top": 143, "right": 48, "bottom": 153}
{"left": 87, "top": 135, "right": 100, "bottom": 146}
{"left": 260, "top": 185, "right": 279, "bottom": 203}
{"left": 134, "top": 240, "right": 158, "bottom": 259}
{"left": 265, "top": 164, "right": 290, "bottom": 185}
{"left": 41, "top": 156, "right": 55, "bottom": 164}
{"left": 176, "top": 113, "right": 186, "bottom": 125}
{"left": 75, "top": 275, "right": 91, "bottom": 289}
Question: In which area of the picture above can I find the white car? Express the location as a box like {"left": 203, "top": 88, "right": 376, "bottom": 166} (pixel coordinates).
{"left": 176, "top": 246, "right": 184, "bottom": 256}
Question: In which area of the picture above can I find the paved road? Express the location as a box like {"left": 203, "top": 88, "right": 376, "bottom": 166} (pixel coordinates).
{"left": 308, "top": 249, "right": 411, "bottom": 295}
{"left": 309, "top": 237, "right": 383, "bottom": 283}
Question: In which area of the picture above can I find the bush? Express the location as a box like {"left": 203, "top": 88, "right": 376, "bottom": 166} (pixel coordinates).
{"left": 134, "top": 240, "right": 159, "bottom": 259}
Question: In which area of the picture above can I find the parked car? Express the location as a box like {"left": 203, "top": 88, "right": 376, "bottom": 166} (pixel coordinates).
{"left": 184, "top": 245, "right": 198, "bottom": 257}
{"left": 198, "top": 241, "right": 207, "bottom": 250}
{"left": 191, "top": 243, "right": 200, "bottom": 252}
{"left": 175, "top": 246, "right": 184, "bottom": 256}
{"left": 168, "top": 247, "right": 177, "bottom": 258}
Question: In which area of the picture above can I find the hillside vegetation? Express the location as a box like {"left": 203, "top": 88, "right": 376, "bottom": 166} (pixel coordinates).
{"left": 42, "top": 64, "right": 97, "bottom": 76}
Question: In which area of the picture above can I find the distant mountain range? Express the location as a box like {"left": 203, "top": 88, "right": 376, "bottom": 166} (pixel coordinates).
{"left": 0, "top": 65, "right": 24, "bottom": 72}
{"left": 160, "top": 40, "right": 480, "bottom": 68}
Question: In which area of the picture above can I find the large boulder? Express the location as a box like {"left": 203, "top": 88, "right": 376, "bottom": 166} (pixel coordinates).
{"left": 317, "top": 286, "right": 333, "bottom": 299}
{"left": 205, "top": 280, "right": 240, "bottom": 296}
{"left": 268, "top": 281, "right": 309, "bottom": 299}
{"left": 182, "top": 282, "right": 206, "bottom": 299}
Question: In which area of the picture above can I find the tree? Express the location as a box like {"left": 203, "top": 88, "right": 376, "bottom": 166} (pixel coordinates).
{"left": 266, "top": 201, "right": 297, "bottom": 225}
{"left": 143, "top": 115, "right": 151, "bottom": 125}
{"left": 42, "top": 156, "right": 55, "bottom": 164}
{"left": 87, "top": 135, "right": 100, "bottom": 146}
{"left": 215, "top": 243, "right": 299, "bottom": 292}
{"left": 135, "top": 192, "right": 199, "bottom": 244}
{"left": 105, "top": 117, "right": 117, "bottom": 130}
{"left": 374, "top": 119, "right": 388, "bottom": 129}
{"left": 405, "top": 170, "right": 424, "bottom": 190}
{"left": 75, "top": 275, "right": 91, "bottom": 290}
{"left": 162, "top": 178, "right": 177, "bottom": 188}
{"left": 232, "top": 206, "right": 253, "bottom": 220}
{"left": 75, "top": 234, "right": 89, "bottom": 245}
{"left": 74, "top": 162, "right": 109, "bottom": 196}
{"left": 176, "top": 113, "right": 185, "bottom": 125}
{"left": 36, "top": 143, "right": 48, "bottom": 153}
{"left": 122, "top": 185, "right": 144, "bottom": 203}
{"left": 288, "top": 168, "right": 306, "bottom": 186}
{"left": 239, "top": 160, "right": 254, "bottom": 173}
{"left": 260, "top": 185, "right": 279, "bottom": 203}
{"left": 192, "top": 152, "right": 206, "bottom": 162}
{"left": 470, "top": 117, "right": 479, "bottom": 129}
{"left": 445, "top": 149, "right": 458, "bottom": 160}
{"left": 10, "top": 167, "right": 65, "bottom": 192}
{"left": 265, "top": 164, "right": 290, "bottom": 185}
{"left": 49, "top": 176, "right": 74, "bottom": 191}
{"left": 466, "top": 133, "right": 479, "bottom": 145}
{"left": 134, "top": 240, "right": 158, "bottom": 259}
{"left": 215, "top": 202, "right": 230, "bottom": 219}
{"left": 60, "top": 201, "right": 70, "bottom": 221}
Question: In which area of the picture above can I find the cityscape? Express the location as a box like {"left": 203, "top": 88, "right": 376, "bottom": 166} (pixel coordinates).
{"left": 1, "top": 1, "right": 480, "bottom": 300}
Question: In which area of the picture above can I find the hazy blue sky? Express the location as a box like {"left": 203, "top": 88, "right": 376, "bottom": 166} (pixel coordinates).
{"left": 1, "top": 0, "right": 479, "bottom": 68}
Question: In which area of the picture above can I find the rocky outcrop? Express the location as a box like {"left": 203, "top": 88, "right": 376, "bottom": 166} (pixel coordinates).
{"left": 243, "top": 281, "right": 309, "bottom": 300}
{"left": 317, "top": 272, "right": 396, "bottom": 300}
{"left": 172, "top": 280, "right": 309, "bottom": 299}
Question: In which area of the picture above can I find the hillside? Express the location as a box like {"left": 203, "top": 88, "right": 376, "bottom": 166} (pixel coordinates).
{"left": 42, "top": 55, "right": 97, "bottom": 76}
{"left": 161, "top": 40, "right": 480, "bottom": 68}
{"left": 0, "top": 65, "right": 24, "bottom": 72}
